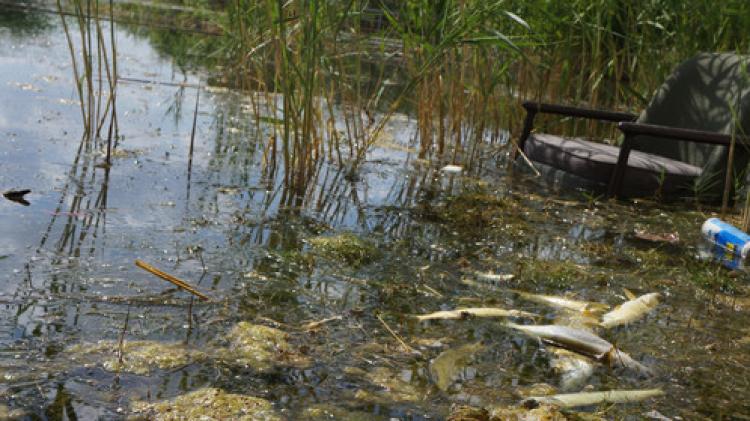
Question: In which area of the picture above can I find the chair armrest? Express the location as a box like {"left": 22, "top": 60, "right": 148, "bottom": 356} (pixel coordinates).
{"left": 608, "top": 122, "right": 750, "bottom": 198}
{"left": 617, "top": 121, "right": 750, "bottom": 146}
{"left": 522, "top": 101, "right": 638, "bottom": 122}
{"left": 515, "top": 101, "right": 637, "bottom": 157}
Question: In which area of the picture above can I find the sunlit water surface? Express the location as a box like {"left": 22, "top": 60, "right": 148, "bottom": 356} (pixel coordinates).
{"left": 0, "top": 9, "right": 749, "bottom": 420}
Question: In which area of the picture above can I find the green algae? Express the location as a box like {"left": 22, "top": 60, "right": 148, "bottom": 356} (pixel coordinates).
{"left": 216, "top": 322, "right": 309, "bottom": 371}
{"left": 0, "top": 404, "right": 26, "bottom": 420}
{"left": 67, "top": 340, "right": 205, "bottom": 375}
{"left": 487, "top": 404, "right": 598, "bottom": 421}
{"left": 131, "top": 387, "right": 283, "bottom": 421}
{"left": 354, "top": 366, "right": 423, "bottom": 403}
{"left": 447, "top": 406, "right": 490, "bottom": 421}
{"left": 450, "top": 403, "right": 591, "bottom": 421}
{"left": 421, "top": 189, "right": 527, "bottom": 237}
{"left": 515, "top": 258, "right": 595, "bottom": 287}
{"left": 308, "top": 232, "right": 379, "bottom": 266}
{"left": 429, "top": 342, "right": 485, "bottom": 391}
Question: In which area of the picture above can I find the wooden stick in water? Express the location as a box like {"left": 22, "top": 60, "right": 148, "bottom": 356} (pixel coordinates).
{"left": 135, "top": 259, "right": 210, "bottom": 301}
{"left": 376, "top": 314, "right": 419, "bottom": 355}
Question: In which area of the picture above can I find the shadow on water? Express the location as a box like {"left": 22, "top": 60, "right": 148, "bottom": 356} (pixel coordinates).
{"left": 1, "top": 5, "right": 750, "bottom": 421}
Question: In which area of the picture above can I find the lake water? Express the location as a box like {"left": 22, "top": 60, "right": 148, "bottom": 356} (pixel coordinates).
{"left": 0, "top": 6, "right": 749, "bottom": 420}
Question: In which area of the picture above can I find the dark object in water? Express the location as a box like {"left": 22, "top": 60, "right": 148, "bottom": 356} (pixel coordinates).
{"left": 517, "top": 53, "right": 750, "bottom": 201}
{"left": 3, "top": 189, "right": 31, "bottom": 206}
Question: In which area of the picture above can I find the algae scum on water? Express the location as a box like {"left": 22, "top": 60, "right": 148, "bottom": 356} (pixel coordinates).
{"left": 1, "top": 3, "right": 750, "bottom": 420}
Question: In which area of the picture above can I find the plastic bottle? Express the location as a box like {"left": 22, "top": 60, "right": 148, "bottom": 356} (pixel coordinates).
{"left": 701, "top": 217, "right": 750, "bottom": 270}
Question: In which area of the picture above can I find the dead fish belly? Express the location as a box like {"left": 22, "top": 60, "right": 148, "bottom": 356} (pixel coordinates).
{"left": 601, "top": 293, "right": 660, "bottom": 328}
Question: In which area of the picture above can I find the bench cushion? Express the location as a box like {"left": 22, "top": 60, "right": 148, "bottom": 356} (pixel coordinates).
{"left": 524, "top": 133, "right": 702, "bottom": 197}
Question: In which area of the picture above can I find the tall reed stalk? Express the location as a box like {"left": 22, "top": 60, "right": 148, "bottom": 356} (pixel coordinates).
{"left": 57, "top": 0, "right": 118, "bottom": 161}
{"left": 109, "top": 0, "right": 750, "bottom": 206}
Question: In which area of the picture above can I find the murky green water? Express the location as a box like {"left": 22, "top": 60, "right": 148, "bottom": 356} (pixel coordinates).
{"left": 1, "top": 7, "right": 750, "bottom": 420}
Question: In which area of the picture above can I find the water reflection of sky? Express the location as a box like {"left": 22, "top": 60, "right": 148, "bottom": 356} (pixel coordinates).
{"left": 0, "top": 12, "right": 421, "bottom": 348}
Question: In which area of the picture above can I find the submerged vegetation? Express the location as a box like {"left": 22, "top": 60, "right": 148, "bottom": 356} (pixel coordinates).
{"left": 3, "top": 0, "right": 750, "bottom": 419}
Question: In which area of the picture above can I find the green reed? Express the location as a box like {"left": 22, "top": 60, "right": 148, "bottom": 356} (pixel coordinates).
{"left": 108, "top": 0, "right": 750, "bottom": 206}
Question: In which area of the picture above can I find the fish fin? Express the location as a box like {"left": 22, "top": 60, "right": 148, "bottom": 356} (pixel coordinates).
{"left": 623, "top": 288, "right": 637, "bottom": 300}
{"left": 582, "top": 303, "right": 609, "bottom": 316}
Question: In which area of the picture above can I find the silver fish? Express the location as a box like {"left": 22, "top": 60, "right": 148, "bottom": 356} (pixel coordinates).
{"left": 505, "top": 323, "right": 653, "bottom": 376}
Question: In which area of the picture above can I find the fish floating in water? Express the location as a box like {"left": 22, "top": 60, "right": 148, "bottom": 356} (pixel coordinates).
{"left": 600, "top": 292, "right": 661, "bottom": 328}
{"left": 474, "top": 271, "right": 515, "bottom": 284}
{"left": 549, "top": 347, "right": 595, "bottom": 391}
{"left": 512, "top": 290, "right": 609, "bottom": 314}
{"left": 504, "top": 323, "right": 653, "bottom": 376}
{"left": 440, "top": 164, "right": 463, "bottom": 174}
{"left": 522, "top": 388, "right": 664, "bottom": 408}
{"left": 416, "top": 307, "right": 536, "bottom": 322}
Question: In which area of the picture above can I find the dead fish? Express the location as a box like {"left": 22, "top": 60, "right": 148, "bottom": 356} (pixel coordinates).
{"left": 504, "top": 323, "right": 653, "bottom": 376}
{"left": 549, "top": 348, "right": 595, "bottom": 391}
{"left": 600, "top": 292, "right": 661, "bottom": 329}
{"left": 3, "top": 189, "right": 31, "bottom": 206}
{"left": 429, "top": 342, "right": 484, "bottom": 391}
{"left": 548, "top": 312, "right": 597, "bottom": 390}
{"left": 416, "top": 307, "right": 537, "bottom": 322}
{"left": 440, "top": 164, "right": 463, "bottom": 174}
{"left": 513, "top": 290, "right": 609, "bottom": 314}
{"left": 523, "top": 388, "right": 664, "bottom": 408}
{"left": 475, "top": 271, "right": 515, "bottom": 284}
{"left": 553, "top": 309, "right": 600, "bottom": 330}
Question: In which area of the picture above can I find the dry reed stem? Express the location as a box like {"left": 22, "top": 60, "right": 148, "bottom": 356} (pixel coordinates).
{"left": 134, "top": 259, "right": 210, "bottom": 301}
{"left": 376, "top": 313, "right": 418, "bottom": 355}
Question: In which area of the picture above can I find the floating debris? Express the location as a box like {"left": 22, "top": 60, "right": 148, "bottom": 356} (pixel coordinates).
{"left": 302, "top": 315, "right": 343, "bottom": 331}
{"left": 135, "top": 259, "right": 211, "bottom": 301}
{"left": 67, "top": 340, "right": 205, "bottom": 375}
{"left": 216, "top": 322, "right": 309, "bottom": 371}
{"left": 446, "top": 405, "right": 489, "bottom": 421}
{"left": 522, "top": 388, "right": 664, "bottom": 408}
{"left": 416, "top": 307, "right": 536, "bottom": 322}
{"left": 429, "top": 342, "right": 484, "bottom": 391}
{"left": 0, "top": 404, "right": 26, "bottom": 420}
{"left": 487, "top": 404, "right": 571, "bottom": 420}
{"left": 513, "top": 290, "right": 609, "bottom": 314}
{"left": 3, "top": 189, "right": 31, "bottom": 206}
{"left": 504, "top": 323, "right": 652, "bottom": 376}
{"left": 441, "top": 164, "right": 463, "bottom": 174}
{"left": 600, "top": 292, "right": 661, "bottom": 328}
{"left": 302, "top": 404, "right": 383, "bottom": 421}
{"left": 357, "top": 366, "right": 423, "bottom": 403}
{"left": 633, "top": 229, "right": 680, "bottom": 245}
{"left": 131, "top": 387, "right": 283, "bottom": 420}
{"left": 514, "top": 383, "right": 558, "bottom": 398}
